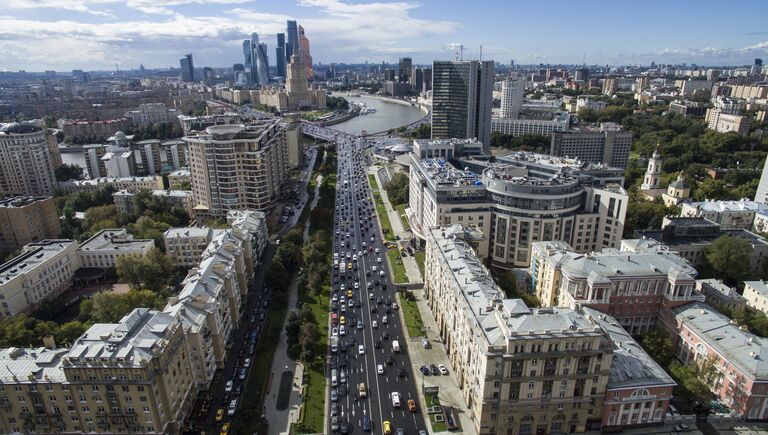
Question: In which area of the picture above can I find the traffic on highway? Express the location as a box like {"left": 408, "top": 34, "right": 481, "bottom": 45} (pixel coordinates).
{"left": 327, "top": 134, "right": 427, "bottom": 435}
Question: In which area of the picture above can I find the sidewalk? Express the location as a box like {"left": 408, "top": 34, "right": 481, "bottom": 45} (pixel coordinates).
{"left": 369, "top": 166, "right": 423, "bottom": 283}
{"left": 263, "top": 172, "right": 324, "bottom": 435}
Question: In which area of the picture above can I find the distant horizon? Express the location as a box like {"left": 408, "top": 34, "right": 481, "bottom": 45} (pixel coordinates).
{"left": 1, "top": 0, "right": 767, "bottom": 70}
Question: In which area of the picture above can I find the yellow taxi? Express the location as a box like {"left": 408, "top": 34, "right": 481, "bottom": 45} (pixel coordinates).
{"left": 383, "top": 420, "right": 392, "bottom": 435}
{"left": 215, "top": 408, "right": 224, "bottom": 422}
{"left": 219, "top": 423, "right": 230, "bottom": 435}
{"left": 340, "top": 315, "right": 346, "bottom": 325}
{"left": 347, "top": 289, "right": 353, "bottom": 298}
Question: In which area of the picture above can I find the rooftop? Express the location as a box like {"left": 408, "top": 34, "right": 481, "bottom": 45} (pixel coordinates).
{"left": 0, "top": 196, "right": 53, "bottom": 208}
{"left": 684, "top": 200, "right": 768, "bottom": 214}
{"left": 417, "top": 158, "right": 484, "bottom": 187}
{"left": 0, "top": 240, "right": 77, "bottom": 285}
{"left": 675, "top": 302, "right": 768, "bottom": 380}
{"left": 164, "top": 227, "right": 222, "bottom": 240}
{"left": 65, "top": 308, "right": 177, "bottom": 368}
{"left": 79, "top": 229, "right": 154, "bottom": 252}
{"left": 638, "top": 218, "right": 768, "bottom": 248}
{"left": 0, "top": 347, "right": 67, "bottom": 384}
{"left": 584, "top": 307, "right": 676, "bottom": 389}
{"left": 0, "top": 122, "right": 43, "bottom": 135}
{"left": 698, "top": 278, "right": 747, "bottom": 301}
{"left": 555, "top": 246, "right": 697, "bottom": 283}
{"left": 744, "top": 281, "right": 768, "bottom": 298}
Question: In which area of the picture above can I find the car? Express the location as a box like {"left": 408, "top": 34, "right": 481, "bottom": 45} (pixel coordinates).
{"left": 224, "top": 380, "right": 233, "bottom": 392}
{"left": 386, "top": 355, "right": 395, "bottom": 365}
{"left": 391, "top": 391, "right": 401, "bottom": 407}
{"left": 377, "top": 257, "right": 382, "bottom": 263}
{"left": 392, "top": 302, "right": 398, "bottom": 310}
{"left": 331, "top": 402, "right": 338, "bottom": 416}
{"left": 382, "top": 315, "right": 388, "bottom": 324}
{"left": 375, "top": 248, "right": 380, "bottom": 254}
{"left": 220, "top": 423, "right": 230, "bottom": 435}
{"left": 358, "top": 345, "right": 365, "bottom": 355}
{"left": 369, "top": 292, "right": 374, "bottom": 300}
{"left": 430, "top": 364, "right": 439, "bottom": 375}
{"left": 235, "top": 385, "right": 242, "bottom": 396}
{"left": 215, "top": 408, "right": 225, "bottom": 421}
{"left": 339, "top": 419, "right": 349, "bottom": 434}
{"left": 382, "top": 332, "right": 390, "bottom": 340}
{"left": 331, "top": 388, "right": 338, "bottom": 402}
{"left": 340, "top": 316, "right": 346, "bottom": 325}
{"left": 438, "top": 364, "right": 448, "bottom": 375}
{"left": 420, "top": 365, "right": 430, "bottom": 376}
{"left": 421, "top": 339, "right": 430, "bottom": 349}
{"left": 239, "top": 368, "right": 246, "bottom": 380}
{"left": 419, "top": 431, "right": 427, "bottom": 435}
{"left": 397, "top": 429, "right": 404, "bottom": 435}
{"left": 331, "top": 415, "right": 339, "bottom": 432}
{"left": 370, "top": 306, "right": 377, "bottom": 313}
{"left": 380, "top": 270, "right": 385, "bottom": 277}
{"left": 348, "top": 299, "right": 354, "bottom": 308}
{"left": 332, "top": 327, "right": 339, "bottom": 336}
{"left": 375, "top": 340, "right": 381, "bottom": 349}
{"left": 347, "top": 289, "right": 353, "bottom": 298}
{"left": 377, "top": 364, "right": 384, "bottom": 375}
{"left": 408, "top": 399, "right": 417, "bottom": 412}
{"left": 372, "top": 320, "right": 378, "bottom": 328}
{"left": 357, "top": 319, "right": 363, "bottom": 329}
{"left": 383, "top": 421, "right": 392, "bottom": 435}
{"left": 397, "top": 367, "right": 406, "bottom": 377}
{"left": 363, "top": 415, "right": 372, "bottom": 432}
{"left": 339, "top": 325, "right": 346, "bottom": 336}
{"left": 354, "top": 281, "right": 359, "bottom": 289}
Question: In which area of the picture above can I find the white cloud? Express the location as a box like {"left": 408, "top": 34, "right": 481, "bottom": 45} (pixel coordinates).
{"left": 4, "top": 0, "right": 251, "bottom": 16}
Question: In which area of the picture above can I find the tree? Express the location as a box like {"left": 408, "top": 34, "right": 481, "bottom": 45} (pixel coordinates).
{"left": 669, "top": 361, "right": 713, "bottom": 404}
{"left": 285, "top": 311, "right": 301, "bottom": 345}
{"left": 115, "top": 248, "right": 173, "bottom": 291}
{"left": 88, "top": 289, "right": 166, "bottom": 323}
{"left": 641, "top": 327, "right": 675, "bottom": 366}
{"left": 55, "top": 163, "right": 84, "bottom": 181}
{"left": 384, "top": 172, "right": 409, "bottom": 205}
{"left": 55, "top": 321, "right": 87, "bottom": 346}
{"left": 704, "top": 235, "right": 752, "bottom": 285}
{"left": 265, "top": 260, "right": 290, "bottom": 291}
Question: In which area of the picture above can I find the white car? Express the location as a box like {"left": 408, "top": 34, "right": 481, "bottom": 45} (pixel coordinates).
{"left": 377, "top": 257, "right": 382, "bottom": 263}
{"left": 377, "top": 364, "right": 384, "bottom": 375}
{"left": 372, "top": 266, "right": 377, "bottom": 272}
{"left": 382, "top": 315, "right": 388, "bottom": 324}
{"left": 391, "top": 391, "right": 401, "bottom": 408}
{"left": 358, "top": 345, "right": 365, "bottom": 355}
{"left": 244, "top": 358, "right": 251, "bottom": 368}
{"left": 438, "top": 364, "right": 449, "bottom": 375}
{"left": 379, "top": 270, "right": 385, "bottom": 277}
{"left": 375, "top": 248, "right": 380, "bottom": 254}
{"left": 354, "top": 282, "right": 359, "bottom": 289}
{"left": 339, "top": 325, "right": 346, "bottom": 336}
{"left": 369, "top": 292, "right": 374, "bottom": 300}
{"left": 332, "top": 327, "right": 339, "bottom": 336}
{"left": 225, "top": 380, "right": 233, "bottom": 392}
{"left": 372, "top": 320, "right": 378, "bottom": 328}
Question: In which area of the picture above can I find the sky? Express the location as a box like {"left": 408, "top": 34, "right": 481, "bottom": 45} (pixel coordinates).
{"left": 1, "top": 0, "right": 768, "bottom": 71}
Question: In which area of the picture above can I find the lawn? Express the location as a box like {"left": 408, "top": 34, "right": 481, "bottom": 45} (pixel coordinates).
{"left": 387, "top": 248, "right": 408, "bottom": 283}
{"left": 294, "top": 362, "right": 326, "bottom": 434}
{"left": 367, "top": 173, "right": 379, "bottom": 190}
{"left": 394, "top": 203, "right": 409, "bottom": 230}
{"left": 398, "top": 293, "right": 424, "bottom": 337}
{"left": 426, "top": 395, "right": 448, "bottom": 432}
{"left": 372, "top": 192, "right": 395, "bottom": 241}
{"left": 413, "top": 251, "right": 425, "bottom": 279}
{"left": 237, "top": 292, "right": 289, "bottom": 434}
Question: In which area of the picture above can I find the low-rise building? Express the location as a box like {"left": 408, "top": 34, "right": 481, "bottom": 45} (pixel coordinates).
{"left": 0, "top": 240, "right": 80, "bottom": 318}
{"left": 680, "top": 200, "right": 768, "bottom": 230}
{"left": 743, "top": 281, "right": 768, "bottom": 315}
{"left": 490, "top": 111, "right": 570, "bottom": 137}
{"left": 671, "top": 302, "right": 768, "bottom": 420}
{"left": 78, "top": 229, "right": 155, "bottom": 268}
{"left": 550, "top": 123, "right": 632, "bottom": 169}
{"left": 0, "top": 196, "right": 61, "bottom": 255}
{"left": 706, "top": 108, "right": 751, "bottom": 137}
{"left": 167, "top": 168, "right": 191, "bottom": 190}
{"left": 695, "top": 279, "right": 747, "bottom": 313}
{"left": 58, "top": 176, "right": 163, "bottom": 194}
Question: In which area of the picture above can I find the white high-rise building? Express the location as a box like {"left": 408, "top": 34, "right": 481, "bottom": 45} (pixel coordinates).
{"left": 500, "top": 75, "right": 525, "bottom": 119}
{"left": 0, "top": 123, "right": 58, "bottom": 196}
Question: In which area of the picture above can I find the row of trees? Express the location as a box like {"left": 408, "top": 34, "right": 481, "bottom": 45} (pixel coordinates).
{"left": 125, "top": 122, "right": 184, "bottom": 141}
{"left": 490, "top": 133, "right": 550, "bottom": 153}
{"left": 384, "top": 172, "right": 409, "bottom": 205}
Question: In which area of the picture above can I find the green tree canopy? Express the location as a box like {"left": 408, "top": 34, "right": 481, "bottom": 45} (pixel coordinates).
{"left": 704, "top": 235, "right": 753, "bottom": 285}
{"left": 115, "top": 248, "right": 173, "bottom": 291}
{"left": 55, "top": 163, "right": 84, "bottom": 182}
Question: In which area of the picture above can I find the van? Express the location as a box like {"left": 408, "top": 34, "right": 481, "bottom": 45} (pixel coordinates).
{"left": 227, "top": 399, "right": 238, "bottom": 416}
{"left": 392, "top": 340, "right": 400, "bottom": 353}
{"left": 331, "top": 369, "right": 338, "bottom": 387}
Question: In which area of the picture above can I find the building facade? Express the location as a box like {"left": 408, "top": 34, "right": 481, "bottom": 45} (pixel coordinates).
{"left": 0, "top": 123, "right": 59, "bottom": 196}
{"left": 78, "top": 229, "right": 155, "bottom": 269}
{"left": 163, "top": 227, "right": 225, "bottom": 268}
{"left": 431, "top": 60, "right": 494, "bottom": 152}
{"left": 0, "top": 196, "right": 61, "bottom": 255}
{"left": 695, "top": 279, "right": 747, "bottom": 313}
{"left": 706, "top": 108, "right": 751, "bottom": 136}
{"left": 184, "top": 119, "right": 290, "bottom": 218}
{"left": 550, "top": 123, "right": 632, "bottom": 169}
{"left": 743, "top": 281, "right": 768, "bottom": 315}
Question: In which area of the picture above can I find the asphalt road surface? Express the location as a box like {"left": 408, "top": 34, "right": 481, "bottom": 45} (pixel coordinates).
{"left": 327, "top": 134, "right": 426, "bottom": 435}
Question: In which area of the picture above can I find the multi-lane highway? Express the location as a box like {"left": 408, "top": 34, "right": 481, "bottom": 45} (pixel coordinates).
{"left": 327, "top": 135, "right": 426, "bottom": 435}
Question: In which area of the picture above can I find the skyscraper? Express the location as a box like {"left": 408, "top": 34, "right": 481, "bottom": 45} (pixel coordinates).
{"left": 398, "top": 57, "right": 412, "bottom": 83}
{"left": 431, "top": 60, "right": 494, "bottom": 152}
{"left": 250, "top": 33, "right": 269, "bottom": 85}
{"left": 298, "top": 25, "right": 313, "bottom": 80}
{"left": 276, "top": 33, "right": 286, "bottom": 77}
{"left": 286, "top": 20, "right": 299, "bottom": 61}
{"left": 242, "top": 40, "right": 252, "bottom": 82}
{"left": 499, "top": 75, "right": 525, "bottom": 119}
{"left": 0, "top": 123, "right": 59, "bottom": 196}
{"left": 180, "top": 54, "right": 195, "bottom": 82}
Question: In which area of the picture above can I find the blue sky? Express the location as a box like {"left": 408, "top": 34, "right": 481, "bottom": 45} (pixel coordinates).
{"left": 1, "top": 0, "right": 767, "bottom": 71}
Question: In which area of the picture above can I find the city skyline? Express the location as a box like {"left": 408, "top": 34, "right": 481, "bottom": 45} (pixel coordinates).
{"left": 1, "top": 0, "right": 768, "bottom": 71}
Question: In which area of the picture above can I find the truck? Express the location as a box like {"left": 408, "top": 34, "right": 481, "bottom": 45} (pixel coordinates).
{"left": 330, "top": 336, "right": 339, "bottom": 353}
{"left": 392, "top": 340, "right": 400, "bottom": 353}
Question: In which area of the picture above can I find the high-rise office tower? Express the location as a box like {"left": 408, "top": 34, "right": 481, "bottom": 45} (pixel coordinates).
{"left": 203, "top": 67, "right": 215, "bottom": 84}
{"left": 398, "top": 57, "right": 412, "bottom": 83}
{"left": 298, "top": 25, "right": 313, "bottom": 80}
{"left": 242, "top": 40, "right": 252, "bottom": 82}
{"left": 411, "top": 67, "right": 424, "bottom": 94}
{"left": 431, "top": 60, "right": 494, "bottom": 152}
{"left": 574, "top": 67, "right": 590, "bottom": 82}
{"left": 286, "top": 20, "right": 299, "bottom": 61}
{"left": 276, "top": 33, "right": 286, "bottom": 77}
{"left": 330, "top": 63, "right": 337, "bottom": 78}
{"left": 500, "top": 75, "right": 525, "bottom": 119}
{"left": 756, "top": 58, "right": 763, "bottom": 66}
{"left": 180, "top": 54, "right": 195, "bottom": 82}
{"left": 422, "top": 68, "right": 432, "bottom": 93}
{"left": 249, "top": 33, "right": 269, "bottom": 85}
{"left": 0, "top": 123, "right": 59, "bottom": 196}
{"left": 384, "top": 69, "right": 396, "bottom": 81}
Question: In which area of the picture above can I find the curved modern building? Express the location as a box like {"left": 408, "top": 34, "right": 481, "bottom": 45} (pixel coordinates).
{"left": 184, "top": 119, "right": 290, "bottom": 219}
{"left": 0, "top": 123, "right": 58, "bottom": 196}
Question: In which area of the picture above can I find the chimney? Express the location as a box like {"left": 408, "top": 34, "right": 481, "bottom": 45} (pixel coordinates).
{"left": 42, "top": 335, "right": 56, "bottom": 349}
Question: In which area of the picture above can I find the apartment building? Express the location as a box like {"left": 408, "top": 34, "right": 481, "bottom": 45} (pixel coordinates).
{"left": 0, "top": 308, "right": 197, "bottom": 434}
{"left": 696, "top": 279, "right": 747, "bottom": 313}
{"left": 672, "top": 302, "right": 768, "bottom": 420}
{"left": 550, "top": 123, "right": 632, "bottom": 169}
{"left": 163, "top": 227, "right": 225, "bottom": 267}
{"left": 408, "top": 150, "right": 627, "bottom": 269}
{"left": 530, "top": 240, "right": 699, "bottom": 335}
{"left": 706, "top": 108, "right": 751, "bottom": 137}
{"left": 184, "top": 119, "right": 290, "bottom": 218}
{"left": 177, "top": 112, "right": 242, "bottom": 135}
{"left": 125, "top": 103, "right": 180, "bottom": 127}
{"left": 78, "top": 229, "right": 155, "bottom": 269}
{"left": 57, "top": 118, "right": 132, "bottom": 142}
{"left": 490, "top": 111, "right": 570, "bottom": 138}
{"left": 0, "top": 196, "right": 61, "bottom": 255}
{"left": 0, "top": 123, "right": 59, "bottom": 196}
{"left": 680, "top": 200, "right": 768, "bottom": 230}
{"left": 636, "top": 217, "right": 768, "bottom": 272}
{"left": 425, "top": 226, "right": 614, "bottom": 434}
{"left": 743, "top": 281, "right": 768, "bottom": 315}
{"left": 168, "top": 169, "right": 191, "bottom": 190}
{"left": 113, "top": 190, "right": 193, "bottom": 217}
{"left": 226, "top": 209, "right": 269, "bottom": 274}
{"left": 0, "top": 240, "right": 80, "bottom": 318}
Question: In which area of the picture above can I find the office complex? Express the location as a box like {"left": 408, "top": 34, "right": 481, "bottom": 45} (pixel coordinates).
{"left": 0, "top": 196, "right": 61, "bottom": 256}
{"left": 275, "top": 33, "right": 286, "bottom": 77}
{"left": 248, "top": 33, "right": 269, "bottom": 86}
{"left": 0, "top": 123, "right": 59, "bottom": 196}
{"left": 298, "top": 25, "right": 313, "bottom": 80}
{"left": 550, "top": 123, "right": 633, "bottom": 169}
{"left": 0, "top": 240, "right": 80, "bottom": 318}
{"left": 286, "top": 20, "right": 299, "bottom": 61}
{"left": 490, "top": 112, "right": 570, "bottom": 137}
{"left": 431, "top": 60, "right": 494, "bottom": 152}
{"left": 180, "top": 54, "right": 195, "bottom": 82}
{"left": 407, "top": 148, "right": 627, "bottom": 269}
{"left": 424, "top": 226, "right": 674, "bottom": 434}
{"left": 184, "top": 119, "right": 290, "bottom": 218}
{"left": 680, "top": 200, "right": 768, "bottom": 230}
{"left": 398, "top": 57, "right": 412, "bottom": 83}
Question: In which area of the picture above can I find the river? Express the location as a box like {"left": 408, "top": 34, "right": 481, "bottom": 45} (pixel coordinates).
{"left": 331, "top": 95, "right": 426, "bottom": 136}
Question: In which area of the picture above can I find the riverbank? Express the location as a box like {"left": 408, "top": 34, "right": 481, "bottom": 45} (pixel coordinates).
{"left": 332, "top": 94, "right": 427, "bottom": 136}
